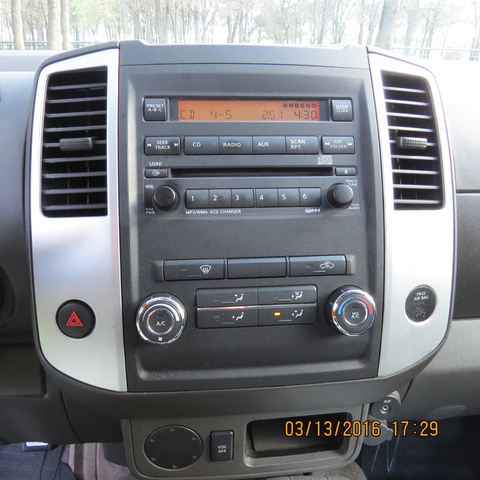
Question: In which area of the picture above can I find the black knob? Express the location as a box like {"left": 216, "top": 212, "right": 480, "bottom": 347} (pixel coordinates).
{"left": 326, "top": 286, "right": 376, "bottom": 336}
{"left": 136, "top": 294, "right": 186, "bottom": 344}
{"left": 152, "top": 186, "right": 179, "bottom": 211}
{"left": 327, "top": 183, "right": 354, "bottom": 208}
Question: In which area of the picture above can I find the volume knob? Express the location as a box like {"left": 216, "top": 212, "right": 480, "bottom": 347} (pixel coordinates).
{"left": 136, "top": 294, "right": 186, "bottom": 344}
{"left": 152, "top": 186, "right": 179, "bottom": 212}
{"left": 326, "top": 286, "right": 376, "bottom": 336}
{"left": 327, "top": 183, "right": 354, "bottom": 209}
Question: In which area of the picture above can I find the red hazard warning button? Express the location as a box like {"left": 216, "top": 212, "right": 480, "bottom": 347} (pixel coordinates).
{"left": 56, "top": 300, "right": 95, "bottom": 339}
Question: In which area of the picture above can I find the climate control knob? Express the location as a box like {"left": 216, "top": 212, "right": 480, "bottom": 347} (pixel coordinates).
{"left": 327, "top": 183, "right": 354, "bottom": 209}
{"left": 152, "top": 186, "right": 179, "bottom": 212}
{"left": 326, "top": 286, "right": 376, "bottom": 336}
{"left": 136, "top": 294, "right": 186, "bottom": 344}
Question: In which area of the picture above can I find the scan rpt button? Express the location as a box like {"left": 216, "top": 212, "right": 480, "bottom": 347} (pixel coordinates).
{"left": 164, "top": 259, "right": 224, "bottom": 281}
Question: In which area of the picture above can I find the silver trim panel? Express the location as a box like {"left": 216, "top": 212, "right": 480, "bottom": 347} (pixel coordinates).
{"left": 30, "top": 49, "right": 126, "bottom": 391}
{"left": 369, "top": 52, "right": 455, "bottom": 377}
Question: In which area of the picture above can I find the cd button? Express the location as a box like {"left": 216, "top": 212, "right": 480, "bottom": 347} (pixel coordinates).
{"left": 219, "top": 136, "right": 253, "bottom": 154}
{"left": 336, "top": 167, "right": 357, "bottom": 176}
{"left": 185, "top": 136, "right": 219, "bottom": 155}
{"left": 252, "top": 136, "right": 286, "bottom": 154}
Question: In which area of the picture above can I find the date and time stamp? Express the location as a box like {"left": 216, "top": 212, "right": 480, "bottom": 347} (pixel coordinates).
{"left": 284, "top": 419, "right": 439, "bottom": 438}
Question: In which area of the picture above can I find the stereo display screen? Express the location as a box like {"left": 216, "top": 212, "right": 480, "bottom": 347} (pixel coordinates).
{"left": 176, "top": 99, "right": 321, "bottom": 121}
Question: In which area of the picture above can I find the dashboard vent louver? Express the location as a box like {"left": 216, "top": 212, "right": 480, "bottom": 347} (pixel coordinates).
{"left": 382, "top": 72, "right": 443, "bottom": 210}
{"left": 41, "top": 68, "right": 108, "bottom": 217}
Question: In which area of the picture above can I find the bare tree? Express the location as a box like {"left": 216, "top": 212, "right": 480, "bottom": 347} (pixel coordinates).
{"left": 61, "top": 0, "right": 70, "bottom": 49}
{"left": 11, "top": 0, "right": 25, "bottom": 49}
{"left": 329, "top": 0, "right": 355, "bottom": 43}
{"left": 48, "top": 0, "right": 61, "bottom": 48}
{"left": 472, "top": 0, "right": 480, "bottom": 60}
{"left": 419, "top": 0, "right": 457, "bottom": 57}
{"left": 375, "top": 0, "right": 399, "bottom": 49}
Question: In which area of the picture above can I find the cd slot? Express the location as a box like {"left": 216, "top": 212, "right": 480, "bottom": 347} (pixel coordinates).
{"left": 171, "top": 167, "right": 333, "bottom": 178}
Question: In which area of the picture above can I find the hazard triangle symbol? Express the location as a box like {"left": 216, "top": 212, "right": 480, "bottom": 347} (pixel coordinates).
{"left": 66, "top": 312, "right": 84, "bottom": 327}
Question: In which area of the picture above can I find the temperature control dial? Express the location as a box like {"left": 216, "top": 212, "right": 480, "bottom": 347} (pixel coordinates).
{"left": 136, "top": 294, "right": 186, "bottom": 344}
{"left": 326, "top": 286, "right": 376, "bottom": 336}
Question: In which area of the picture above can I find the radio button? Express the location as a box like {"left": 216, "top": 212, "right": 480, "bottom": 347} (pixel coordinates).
{"left": 331, "top": 99, "right": 353, "bottom": 121}
{"left": 185, "top": 136, "right": 219, "bottom": 155}
{"left": 209, "top": 189, "right": 232, "bottom": 208}
{"left": 258, "top": 305, "right": 317, "bottom": 326}
{"left": 256, "top": 189, "right": 278, "bottom": 207}
{"left": 144, "top": 98, "right": 166, "bottom": 121}
{"left": 186, "top": 189, "right": 209, "bottom": 209}
{"left": 164, "top": 259, "right": 224, "bottom": 281}
{"left": 278, "top": 188, "right": 300, "bottom": 207}
{"left": 252, "top": 136, "right": 286, "bottom": 154}
{"left": 258, "top": 286, "right": 317, "bottom": 305}
{"left": 322, "top": 136, "right": 355, "bottom": 154}
{"left": 232, "top": 189, "right": 254, "bottom": 208}
{"left": 219, "top": 136, "right": 253, "bottom": 154}
{"left": 197, "top": 288, "right": 257, "bottom": 308}
{"left": 197, "top": 307, "right": 258, "bottom": 328}
{"left": 145, "top": 136, "right": 181, "bottom": 155}
{"left": 286, "top": 136, "right": 319, "bottom": 154}
{"left": 289, "top": 255, "right": 346, "bottom": 277}
{"left": 299, "top": 188, "right": 321, "bottom": 207}
{"left": 227, "top": 258, "right": 287, "bottom": 279}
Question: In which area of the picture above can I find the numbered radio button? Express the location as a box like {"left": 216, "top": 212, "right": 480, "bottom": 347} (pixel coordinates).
{"left": 186, "top": 189, "right": 209, "bottom": 209}
{"left": 232, "top": 189, "right": 254, "bottom": 207}
{"left": 278, "top": 188, "right": 300, "bottom": 207}
{"left": 209, "top": 189, "right": 232, "bottom": 208}
{"left": 255, "top": 189, "right": 278, "bottom": 207}
{"left": 299, "top": 188, "right": 321, "bottom": 207}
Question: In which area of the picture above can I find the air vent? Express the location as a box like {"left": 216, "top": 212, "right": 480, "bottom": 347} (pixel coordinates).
{"left": 41, "top": 68, "right": 108, "bottom": 217}
{"left": 382, "top": 72, "right": 443, "bottom": 210}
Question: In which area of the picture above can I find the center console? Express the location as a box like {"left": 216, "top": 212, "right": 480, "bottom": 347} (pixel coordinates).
{"left": 28, "top": 42, "right": 455, "bottom": 479}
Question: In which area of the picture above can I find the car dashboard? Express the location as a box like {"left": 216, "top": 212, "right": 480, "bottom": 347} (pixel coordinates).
{"left": 0, "top": 40, "right": 477, "bottom": 479}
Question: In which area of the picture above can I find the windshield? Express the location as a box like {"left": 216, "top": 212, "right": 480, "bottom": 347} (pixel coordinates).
{"left": 1, "top": 0, "right": 479, "bottom": 60}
